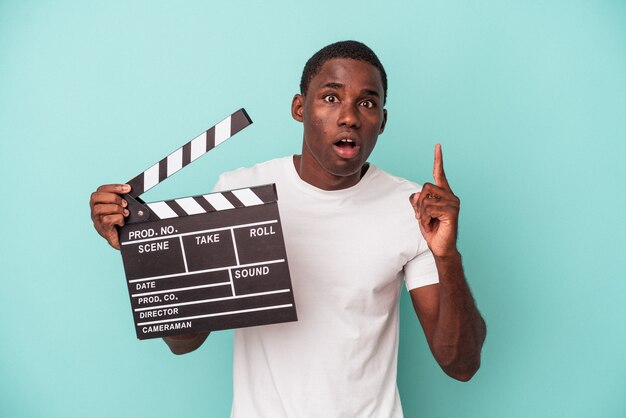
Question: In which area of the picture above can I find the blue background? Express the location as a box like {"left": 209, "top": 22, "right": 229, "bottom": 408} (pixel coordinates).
{"left": 1, "top": 1, "right": 625, "bottom": 417}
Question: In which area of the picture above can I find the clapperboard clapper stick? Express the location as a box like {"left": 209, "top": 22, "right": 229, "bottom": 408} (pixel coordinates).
{"left": 117, "top": 108, "right": 297, "bottom": 339}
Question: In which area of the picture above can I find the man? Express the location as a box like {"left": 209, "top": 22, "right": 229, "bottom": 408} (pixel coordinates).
{"left": 90, "top": 41, "right": 486, "bottom": 417}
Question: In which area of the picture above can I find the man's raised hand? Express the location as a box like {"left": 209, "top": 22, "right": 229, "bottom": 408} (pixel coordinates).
{"left": 90, "top": 184, "right": 131, "bottom": 249}
{"left": 409, "top": 144, "right": 460, "bottom": 258}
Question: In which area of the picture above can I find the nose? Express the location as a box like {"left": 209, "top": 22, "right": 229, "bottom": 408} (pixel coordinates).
{"left": 337, "top": 103, "right": 360, "bottom": 129}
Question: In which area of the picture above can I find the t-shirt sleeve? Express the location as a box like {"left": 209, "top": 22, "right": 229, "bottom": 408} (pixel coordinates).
{"left": 211, "top": 166, "right": 256, "bottom": 193}
{"left": 403, "top": 244, "right": 439, "bottom": 290}
{"left": 211, "top": 173, "right": 226, "bottom": 193}
{"left": 212, "top": 170, "right": 242, "bottom": 192}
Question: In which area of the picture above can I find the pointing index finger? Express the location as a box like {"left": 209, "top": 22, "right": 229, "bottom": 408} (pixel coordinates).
{"left": 433, "top": 143, "right": 451, "bottom": 191}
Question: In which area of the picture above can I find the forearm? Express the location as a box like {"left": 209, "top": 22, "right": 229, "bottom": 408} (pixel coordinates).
{"left": 163, "top": 332, "right": 210, "bottom": 355}
{"left": 431, "top": 251, "right": 486, "bottom": 381}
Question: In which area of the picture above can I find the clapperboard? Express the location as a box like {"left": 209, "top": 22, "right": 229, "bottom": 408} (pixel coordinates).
{"left": 118, "top": 109, "right": 297, "bottom": 339}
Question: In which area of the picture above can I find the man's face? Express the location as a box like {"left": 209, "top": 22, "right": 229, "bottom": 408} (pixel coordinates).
{"left": 292, "top": 58, "right": 387, "bottom": 190}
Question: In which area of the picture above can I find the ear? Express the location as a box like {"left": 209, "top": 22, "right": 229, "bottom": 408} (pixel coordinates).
{"left": 379, "top": 108, "right": 388, "bottom": 134}
{"left": 291, "top": 94, "right": 304, "bottom": 122}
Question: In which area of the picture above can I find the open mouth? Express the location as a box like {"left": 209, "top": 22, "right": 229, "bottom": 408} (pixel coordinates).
{"left": 333, "top": 138, "right": 360, "bottom": 159}
{"left": 335, "top": 138, "right": 357, "bottom": 148}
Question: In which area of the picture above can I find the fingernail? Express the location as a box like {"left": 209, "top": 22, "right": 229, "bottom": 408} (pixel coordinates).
{"left": 123, "top": 184, "right": 131, "bottom": 192}
{"left": 124, "top": 209, "right": 129, "bottom": 217}
{"left": 122, "top": 200, "right": 127, "bottom": 207}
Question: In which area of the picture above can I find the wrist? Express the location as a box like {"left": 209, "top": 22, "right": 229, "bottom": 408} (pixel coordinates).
{"left": 434, "top": 249, "right": 463, "bottom": 276}
{"left": 433, "top": 249, "right": 462, "bottom": 264}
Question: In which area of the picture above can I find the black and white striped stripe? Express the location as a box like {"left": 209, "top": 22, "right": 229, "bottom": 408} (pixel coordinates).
{"left": 126, "top": 108, "right": 252, "bottom": 197}
{"left": 146, "top": 184, "right": 277, "bottom": 220}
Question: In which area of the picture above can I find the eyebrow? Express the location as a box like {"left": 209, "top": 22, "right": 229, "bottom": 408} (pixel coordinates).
{"left": 322, "top": 82, "right": 344, "bottom": 90}
{"left": 321, "top": 82, "right": 381, "bottom": 98}
{"left": 362, "top": 89, "right": 380, "bottom": 98}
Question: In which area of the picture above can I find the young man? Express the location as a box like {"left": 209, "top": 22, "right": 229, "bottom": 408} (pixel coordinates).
{"left": 90, "top": 41, "right": 486, "bottom": 417}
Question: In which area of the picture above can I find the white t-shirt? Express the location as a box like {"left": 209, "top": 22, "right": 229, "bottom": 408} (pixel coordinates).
{"left": 214, "top": 156, "right": 439, "bottom": 418}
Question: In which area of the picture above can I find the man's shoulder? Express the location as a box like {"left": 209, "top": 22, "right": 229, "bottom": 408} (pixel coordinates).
{"left": 368, "top": 164, "right": 423, "bottom": 194}
{"left": 214, "top": 156, "right": 291, "bottom": 191}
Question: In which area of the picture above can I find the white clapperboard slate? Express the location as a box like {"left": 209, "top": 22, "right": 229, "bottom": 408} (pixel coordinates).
{"left": 118, "top": 109, "right": 297, "bottom": 339}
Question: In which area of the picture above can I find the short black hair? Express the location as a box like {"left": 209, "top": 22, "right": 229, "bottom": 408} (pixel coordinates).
{"left": 300, "top": 40, "right": 388, "bottom": 103}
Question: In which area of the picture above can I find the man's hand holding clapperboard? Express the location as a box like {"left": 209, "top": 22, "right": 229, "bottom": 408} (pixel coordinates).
{"left": 90, "top": 109, "right": 297, "bottom": 339}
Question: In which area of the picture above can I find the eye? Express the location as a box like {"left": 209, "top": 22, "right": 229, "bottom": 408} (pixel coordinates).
{"left": 360, "top": 100, "right": 375, "bottom": 109}
{"left": 323, "top": 94, "right": 339, "bottom": 103}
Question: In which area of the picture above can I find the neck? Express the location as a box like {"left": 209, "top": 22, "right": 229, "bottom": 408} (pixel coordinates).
{"left": 292, "top": 155, "right": 369, "bottom": 191}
